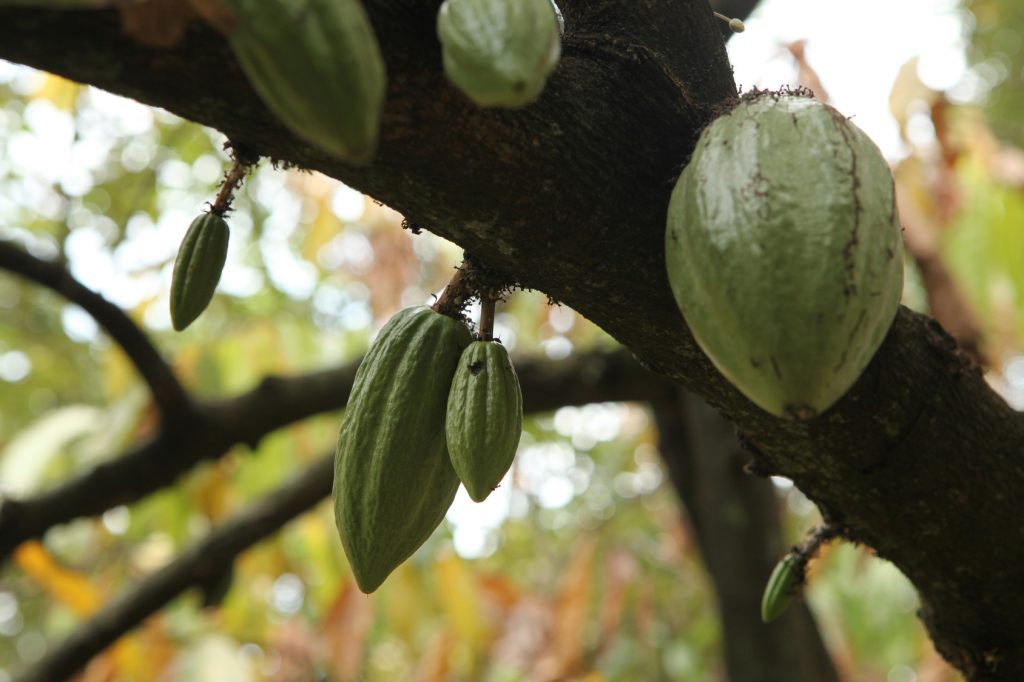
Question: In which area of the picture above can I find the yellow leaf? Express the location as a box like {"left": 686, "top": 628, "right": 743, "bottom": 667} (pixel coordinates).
{"left": 32, "top": 73, "right": 80, "bottom": 110}
{"left": 14, "top": 541, "right": 103, "bottom": 616}
{"left": 433, "top": 551, "right": 489, "bottom": 651}
{"left": 382, "top": 562, "right": 424, "bottom": 643}
{"left": 302, "top": 194, "right": 342, "bottom": 262}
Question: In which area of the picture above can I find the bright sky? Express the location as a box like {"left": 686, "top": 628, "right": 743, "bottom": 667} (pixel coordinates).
{"left": 726, "top": 0, "right": 967, "bottom": 159}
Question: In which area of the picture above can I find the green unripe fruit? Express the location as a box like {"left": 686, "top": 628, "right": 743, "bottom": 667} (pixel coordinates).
{"left": 664, "top": 93, "right": 904, "bottom": 419}
{"left": 437, "top": 0, "right": 561, "bottom": 109}
{"left": 333, "top": 306, "right": 472, "bottom": 593}
{"left": 445, "top": 340, "right": 523, "bottom": 502}
{"left": 761, "top": 553, "right": 803, "bottom": 623}
{"left": 170, "top": 212, "right": 230, "bottom": 331}
{"left": 224, "top": 0, "right": 386, "bottom": 164}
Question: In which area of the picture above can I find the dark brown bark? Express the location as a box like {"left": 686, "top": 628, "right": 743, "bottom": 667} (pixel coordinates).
{"left": 655, "top": 392, "right": 840, "bottom": 682}
{"left": 0, "top": 2, "right": 1022, "bottom": 678}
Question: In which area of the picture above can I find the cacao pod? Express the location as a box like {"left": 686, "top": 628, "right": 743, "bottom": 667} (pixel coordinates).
{"left": 761, "top": 553, "right": 802, "bottom": 623}
{"left": 664, "top": 93, "right": 904, "bottom": 419}
{"left": 223, "top": 0, "right": 386, "bottom": 165}
{"left": 170, "top": 212, "right": 230, "bottom": 331}
{"left": 333, "top": 306, "right": 471, "bottom": 593}
{"left": 436, "top": 0, "right": 561, "bottom": 109}
{"left": 445, "top": 340, "right": 523, "bottom": 502}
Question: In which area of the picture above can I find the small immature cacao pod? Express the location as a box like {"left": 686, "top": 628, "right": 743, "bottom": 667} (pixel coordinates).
{"left": 333, "top": 306, "right": 472, "bottom": 593}
{"left": 436, "top": 0, "right": 561, "bottom": 109}
{"left": 761, "top": 553, "right": 803, "bottom": 623}
{"left": 664, "top": 92, "right": 904, "bottom": 419}
{"left": 445, "top": 340, "right": 523, "bottom": 502}
{"left": 223, "top": 0, "right": 386, "bottom": 165}
{"left": 170, "top": 212, "right": 230, "bottom": 331}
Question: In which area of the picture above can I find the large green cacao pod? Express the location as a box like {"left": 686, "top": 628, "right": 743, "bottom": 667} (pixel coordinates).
{"left": 224, "top": 0, "right": 386, "bottom": 165}
{"left": 333, "top": 306, "right": 471, "bottom": 593}
{"left": 436, "top": 0, "right": 561, "bottom": 109}
{"left": 445, "top": 340, "right": 523, "bottom": 502}
{"left": 170, "top": 212, "right": 230, "bottom": 331}
{"left": 664, "top": 93, "right": 904, "bottom": 419}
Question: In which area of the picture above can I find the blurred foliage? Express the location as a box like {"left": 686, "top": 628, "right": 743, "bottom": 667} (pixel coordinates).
{"left": 961, "top": 0, "right": 1024, "bottom": 146}
{"left": 6, "top": 6, "right": 1024, "bottom": 678}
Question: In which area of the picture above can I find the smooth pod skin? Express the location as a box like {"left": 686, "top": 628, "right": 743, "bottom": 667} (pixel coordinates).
{"left": 445, "top": 340, "right": 523, "bottom": 502}
{"left": 665, "top": 93, "right": 904, "bottom": 419}
{"left": 224, "top": 0, "right": 386, "bottom": 164}
{"left": 437, "top": 0, "right": 561, "bottom": 108}
{"left": 333, "top": 306, "right": 472, "bottom": 593}
{"left": 170, "top": 212, "right": 230, "bottom": 331}
{"left": 761, "top": 553, "right": 803, "bottom": 623}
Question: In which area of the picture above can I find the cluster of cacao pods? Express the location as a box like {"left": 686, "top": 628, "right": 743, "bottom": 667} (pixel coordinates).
{"left": 664, "top": 91, "right": 905, "bottom": 419}
{"left": 333, "top": 304, "right": 523, "bottom": 593}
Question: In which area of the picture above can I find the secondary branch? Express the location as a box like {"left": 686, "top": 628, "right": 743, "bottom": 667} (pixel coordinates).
{"left": 0, "top": 346, "right": 671, "bottom": 562}
{"left": 0, "top": 240, "right": 192, "bottom": 421}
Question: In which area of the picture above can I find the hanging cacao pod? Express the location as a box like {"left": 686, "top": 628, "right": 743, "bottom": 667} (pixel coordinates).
{"left": 333, "top": 306, "right": 471, "bottom": 593}
{"left": 664, "top": 92, "right": 904, "bottom": 419}
{"left": 170, "top": 212, "right": 230, "bottom": 331}
{"left": 445, "top": 340, "right": 523, "bottom": 502}
{"left": 223, "top": 0, "right": 386, "bottom": 165}
{"left": 436, "top": 0, "right": 561, "bottom": 108}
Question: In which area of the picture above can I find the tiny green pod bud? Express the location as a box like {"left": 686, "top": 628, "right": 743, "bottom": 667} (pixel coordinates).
{"left": 761, "top": 553, "right": 802, "bottom": 623}
{"left": 170, "top": 212, "right": 230, "bottom": 331}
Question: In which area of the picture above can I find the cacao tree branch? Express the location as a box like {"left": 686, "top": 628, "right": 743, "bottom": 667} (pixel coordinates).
{"left": 0, "top": 343, "right": 671, "bottom": 563}
{"left": 1, "top": 2, "right": 1023, "bottom": 677}
{"left": 0, "top": 239, "right": 192, "bottom": 422}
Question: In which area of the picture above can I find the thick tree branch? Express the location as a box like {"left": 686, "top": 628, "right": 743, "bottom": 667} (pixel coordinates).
{"left": 0, "top": 344, "right": 671, "bottom": 563}
{"left": 13, "top": 452, "right": 336, "bottom": 682}
{"left": 1, "top": 2, "right": 1023, "bottom": 677}
{"left": 0, "top": 240, "right": 192, "bottom": 422}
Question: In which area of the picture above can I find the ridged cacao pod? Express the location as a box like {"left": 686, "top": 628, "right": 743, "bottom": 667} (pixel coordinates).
{"left": 436, "top": 0, "right": 561, "bottom": 109}
{"left": 664, "top": 93, "right": 904, "bottom": 419}
{"left": 761, "top": 553, "right": 802, "bottom": 623}
{"left": 224, "top": 0, "right": 386, "bottom": 165}
{"left": 170, "top": 212, "right": 230, "bottom": 331}
{"left": 445, "top": 340, "right": 523, "bottom": 502}
{"left": 333, "top": 306, "right": 472, "bottom": 593}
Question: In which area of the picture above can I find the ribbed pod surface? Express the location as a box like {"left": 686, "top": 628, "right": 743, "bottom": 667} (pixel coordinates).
{"left": 170, "top": 212, "right": 230, "bottom": 331}
{"left": 225, "top": 0, "right": 386, "bottom": 164}
{"left": 436, "top": 0, "right": 561, "bottom": 108}
{"left": 665, "top": 93, "right": 904, "bottom": 418}
{"left": 445, "top": 341, "right": 523, "bottom": 502}
{"left": 333, "top": 306, "right": 471, "bottom": 593}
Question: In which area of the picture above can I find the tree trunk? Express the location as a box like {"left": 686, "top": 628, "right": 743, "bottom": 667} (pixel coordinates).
{"left": 655, "top": 392, "right": 840, "bottom": 682}
{"left": 1, "top": 2, "right": 1022, "bottom": 678}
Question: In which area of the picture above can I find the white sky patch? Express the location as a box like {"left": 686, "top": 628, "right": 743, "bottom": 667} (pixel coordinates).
{"left": 727, "top": 0, "right": 967, "bottom": 160}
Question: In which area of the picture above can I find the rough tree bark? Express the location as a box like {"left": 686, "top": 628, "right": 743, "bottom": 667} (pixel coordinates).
{"left": 0, "top": 2, "right": 1021, "bottom": 679}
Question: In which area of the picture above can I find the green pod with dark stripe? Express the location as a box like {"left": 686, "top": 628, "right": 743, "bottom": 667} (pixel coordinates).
{"left": 170, "top": 212, "right": 230, "bottom": 331}
{"left": 761, "top": 553, "right": 803, "bottom": 623}
{"left": 333, "top": 306, "right": 472, "bottom": 593}
{"left": 445, "top": 340, "right": 523, "bottom": 502}
{"left": 224, "top": 0, "right": 386, "bottom": 164}
{"left": 665, "top": 93, "right": 904, "bottom": 419}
